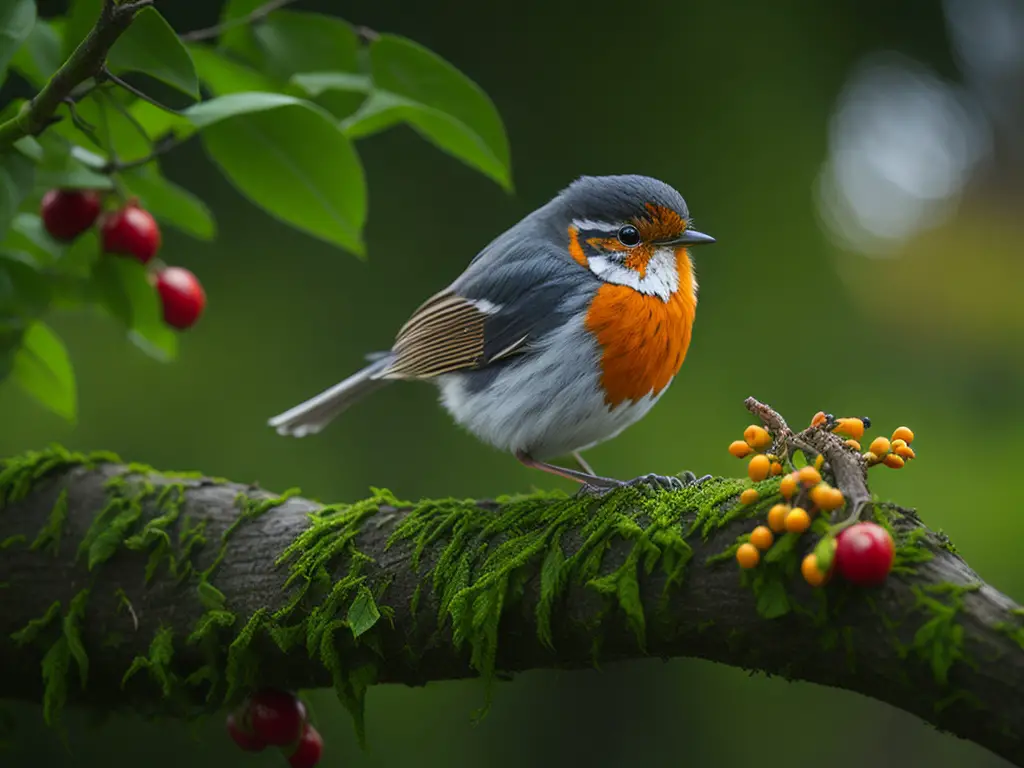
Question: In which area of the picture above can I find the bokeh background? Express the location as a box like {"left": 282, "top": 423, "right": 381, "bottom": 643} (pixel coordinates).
{"left": 3, "top": 0, "right": 1023, "bottom": 766}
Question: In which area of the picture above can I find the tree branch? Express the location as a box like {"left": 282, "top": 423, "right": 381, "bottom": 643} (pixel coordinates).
{"left": 0, "top": 0, "right": 152, "bottom": 150}
{"left": 0, "top": 449, "right": 1022, "bottom": 764}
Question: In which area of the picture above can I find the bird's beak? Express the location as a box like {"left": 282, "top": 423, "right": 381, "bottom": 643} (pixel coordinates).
{"left": 666, "top": 229, "right": 715, "bottom": 246}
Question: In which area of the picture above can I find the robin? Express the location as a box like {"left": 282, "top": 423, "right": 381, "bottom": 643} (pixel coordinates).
{"left": 267, "top": 174, "right": 715, "bottom": 492}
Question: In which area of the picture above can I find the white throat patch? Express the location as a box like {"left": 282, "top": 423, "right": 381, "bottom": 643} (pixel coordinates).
{"left": 586, "top": 246, "right": 681, "bottom": 302}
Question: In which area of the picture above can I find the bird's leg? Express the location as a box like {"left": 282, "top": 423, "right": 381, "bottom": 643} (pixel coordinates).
{"left": 572, "top": 450, "right": 596, "bottom": 476}
{"left": 515, "top": 451, "right": 706, "bottom": 494}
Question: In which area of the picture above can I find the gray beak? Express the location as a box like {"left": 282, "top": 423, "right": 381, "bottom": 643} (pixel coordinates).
{"left": 668, "top": 229, "right": 715, "bottom": 246}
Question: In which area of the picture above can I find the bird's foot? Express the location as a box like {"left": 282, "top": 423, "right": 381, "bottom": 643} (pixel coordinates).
{"left": 575, "top": 470, "right": 711, "bottom": 498}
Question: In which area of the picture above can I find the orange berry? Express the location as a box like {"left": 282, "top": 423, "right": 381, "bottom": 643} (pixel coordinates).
{"left": 802, "top": 553, "right": 829, "bottom": 587}
{"left": 863, "top": 451, "right": 879, "bottom": 464}
{"left": 797, "top": 466, "right": 822, "bottom": 487}
{"left": 729, "top": 440, "right": 753, "bottom": 458}
{"left": 814, "top": 454, "right": 825, "bottom": 471}
{"left": 845, "top": 439, "right": 861, "bottom": 451}
{"left": 895, "top": 444, "right": 916, "bottom": 460}
{"left": 736, "top": 542, "right": 760, "bottom": 569}
{"left": 833, "top": 417, "right": 864, "bottom": 440}
{"left": 767, "top": 504, "right": 789, "bottom": 533}
{"left": 750, "top": 525, "right": 774, "bottom": 551}
{"left": 770, "top": 461, "right": 783, "bottom": 476}
{"left": 891, "top": 426, "right": 914, "bottom": 444}
{"left": 810, "top": 484, "right": 844, "bottom": 511}
{"left": 740, "top": 488, "right": 760, "bottom": 505}
{"left": 743, "top": 425, "right": 772, "bottom": 451}
{"left": 883, "top": 453, "right": 905, "bottom": 469}
{"left": 891, "top": 438, "right": 907, "bottom": 450}
{"left": 780, "top": 474, "right": 798, "bottom": 499}
{"left": 811, "top": 411, "right": 828, "bottom": 427}
{"left": 869, "top": 437, "right": 891, "bottom": 456}
{"left": 785, "top": 507, "right": 811, "bottom": 534}
{"left": 748, "top": 454, "right": 770, "bottom": 481}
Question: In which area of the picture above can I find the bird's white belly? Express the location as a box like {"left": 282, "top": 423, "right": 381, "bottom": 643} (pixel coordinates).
{"left": 436, "top": 315, "right": 666, "bottom": 460}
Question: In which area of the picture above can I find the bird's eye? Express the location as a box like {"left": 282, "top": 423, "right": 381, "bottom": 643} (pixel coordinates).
{"left": 617, "top": 225, "right": 641, "bottom": 247}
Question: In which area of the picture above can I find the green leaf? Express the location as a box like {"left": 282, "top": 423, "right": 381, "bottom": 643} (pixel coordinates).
{"left": 290, "top": 72, "right": 370, "bottom": 121}
{"left": 217, "top": 0, "right": 265, "bottom": 66}
{"left": 0, "top": 0, "right": 36, "bottom": 87}
{"left": 186, "top": 93, "right": 366, "bottom": 255}
{"left": 12, "top": 320, "right": 76, "bottom": 421}
{"left": 0, "top": 249, "right": 50, "bottom": 315}
{"left": 813, "top": 535, "right": 837, "bottom": 574}
{"left": 107, "top": 7, "right": 199, "bottom": 99}
{"left": 50, "top": 93, "right": 152, "bottom": 163}
{"left": 10, "top": 17, "right": 61, "bottom": 87}
{"left": 92, "top": 258, "right": 177, "bottom": 362}
{"left": 35, "top": 133, "right": 113, "bottom": 190}
{"left": 754, "top": 577, "right": 791, "bottom": 619}
{"left": 123, "top": 163, "right": 216, "bottom": 241}
{"left": 187, "top": 43, "right": 277, "bottom": 95}
{"left": 63, "top": 0, "right": 102, "bottom": 61}
{"left": 2, "top": 213, "right": 63, "bottom": 264}
{"left": 0, "top": 149, "right": 36, "bottom": 234}
{"left": 346, "top": 586, "right": 380, "bottom": 638}
{"left": 251, "top": 10, "right": 359, "bottom": 80}
{"left": 365, "top": 34, "right": 512, "bottom": 190}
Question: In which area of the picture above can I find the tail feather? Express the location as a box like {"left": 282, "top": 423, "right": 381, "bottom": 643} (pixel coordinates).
{"left": 267, "top": 354, "right": 393, "bottom": 437}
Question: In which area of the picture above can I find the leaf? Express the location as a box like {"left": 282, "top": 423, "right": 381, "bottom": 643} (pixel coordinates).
{"left": 12, "top": 320, "right": 77, "bottom": 421}
{"left": 346, "top": 586, "right": 380, "bottom": 638}
{"left": 186, "top": 93, "right": 366, "bottom": 255}
{"left": 92, "top": 258, "right": 177, "bottom": 362}
{"left": 35, "top": 133, "right": 113, "bottom": 190}
{"left": 0, "top": 0, "right": 35, "bottom": 87}
{"left": 107, "top": 7, "right": 199, "bottom": 99}
{"left": 10, "top": 17, "right": 61, "bottom": 87}
{"left": 63, "top": 0, "right": 102, "bottom": 61}
{"left": 365, "top": 34, "right": 512, "bottom": 190}
{"left": 251, "top": 10, "right": 359, "bottom": 80}
{"left": 290, "top": 72, "right": 370, "bottom": 121}
{"left": 0, "top": 149, "right": 35, "bottom": 235}
{"left": 187, "top": 43, "right": 277, "bottom": 95}
{"left": 217, "top": 0, "right": 265, "bottom": 66}
{"left": 2, "top": 213, "right": 63, "bottom": 264}
{"left": 50, "top": 94, "right": 152, "bottom": 163}
{"left": 123, "top": 163, "right": 216, "bottom": 241}
{"left": 754, "top": 577, "right": 791, "bottom": 619}
{"left": 0, "top": 249, "right": 50, "bottom": 315}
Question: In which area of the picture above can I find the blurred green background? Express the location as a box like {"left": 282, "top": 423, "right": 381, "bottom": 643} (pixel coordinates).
{"left": 3, "top": 0, "right": 1023, "bottom": 766}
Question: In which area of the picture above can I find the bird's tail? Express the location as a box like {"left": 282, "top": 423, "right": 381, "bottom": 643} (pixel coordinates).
{"left": 267, "top": 354, "right": 394, "bottom": 437}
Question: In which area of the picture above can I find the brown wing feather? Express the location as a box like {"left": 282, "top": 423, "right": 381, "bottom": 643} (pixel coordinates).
{"left": 383, "top": 290, "right": 489, "bottom": 379}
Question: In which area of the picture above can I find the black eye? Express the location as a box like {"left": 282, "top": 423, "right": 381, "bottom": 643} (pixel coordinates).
{"left": 617, "top": 225, "right": 641, "bottom": 247}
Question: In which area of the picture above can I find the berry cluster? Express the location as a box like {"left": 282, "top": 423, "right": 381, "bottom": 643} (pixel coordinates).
{"left": 818, "top": 412, "right": 916, "bottom": 470}
{"left": 40, "top": 188, "right": 206, "bottom": 330}
{"left": 225, "top": 689, "right": 323, "bottom": 767}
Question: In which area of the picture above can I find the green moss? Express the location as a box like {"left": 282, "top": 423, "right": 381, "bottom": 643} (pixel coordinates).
{"left": 902, "top": 582, "right": 980, "bottom": 685}
{"left": 891, "top": 526, "right": 934, "bottom": 575}
{"left": 122, "top": 626, "right": 176, "bottom": 698}
{"left": 124, "top": 484, "right": 187, "bottom": 582}
{"left": 0, "top": 446, "right": 120, "bottom": 507}
{"left": 202, "top": 487, "right": 301, "bottom": 580}
{"left": 30, "top": 488, "right": 68, "bottom": 557}
{"left": 77, "top": 476, "right": 155, "bottom": 570}
{"left": 0, "top": 534, "right": 26, "bottom": 550}
{"left": 10, "top": 600, "right": 62, "bottom": 646}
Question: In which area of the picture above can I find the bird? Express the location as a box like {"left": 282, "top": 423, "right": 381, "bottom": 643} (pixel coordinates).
{"left": 267, "top": 174, "right": 716, "bottom": 492}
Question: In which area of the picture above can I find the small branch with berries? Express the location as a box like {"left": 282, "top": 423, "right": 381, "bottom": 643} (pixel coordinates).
{"left": 1, "top": 402, "right": 1022, "bottom": 767}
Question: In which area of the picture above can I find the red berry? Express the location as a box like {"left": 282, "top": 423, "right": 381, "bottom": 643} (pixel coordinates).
{"left": 100, "top": 203, "right": 161, "bottom": 263}
{"left": 155, "top": 267, "right": 206, "bottom": 330}
{"left": 287, "top": 723, "right": 323, "bottom": 768}
{"left": 248, "top": 689, "right": 307, "bottom": 748}
{"left": 226, "top": 711, "right": 266, "bottom": 752}
{"left": 40, "top": 188, "right": 102, "bottom": 241}
{"left": 835, "top": 522, "right": 895, "bottom": 586}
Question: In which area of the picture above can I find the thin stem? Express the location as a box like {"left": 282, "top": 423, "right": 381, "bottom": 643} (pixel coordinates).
{"left": 102, "top": 134, "right": 187, "bottom": 175}
{"left": 100, "top": 68, "right": 181, "bottom": 115}
{"left": 179, "top": 0, "right": 300, "bottom": 42}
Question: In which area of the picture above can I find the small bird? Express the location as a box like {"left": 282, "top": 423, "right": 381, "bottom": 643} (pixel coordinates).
{"left": 268, "top": 174, "right": 715, "bottom": 491}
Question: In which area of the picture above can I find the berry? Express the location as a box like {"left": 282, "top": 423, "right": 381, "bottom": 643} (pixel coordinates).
{"left": 833, "top": 417, "right": 865, "bottom": 440}
{"left": 156, "top": 267, "right": 206, "bottom": 330}
{"left": 883, "top": 453, "right": 905, "bottom": 469}
{"left": 779, "top": 474, "right": 797, "bottom": 499}
{"left": 248, "top": 689, "right": 307, "bottom": 747}
{"left": 740, "top": 488, "right": 760, "bottom": 505}
{"left": 891, "top": 426, "right": 914, "bottom": 444}
{"left": 797, "top": 466, "right": 821, "bottom": 487}
{"left": 729, "top": 440, "right": 753, "bottom": 459}
{"left": 770, "top": 461, "right": 783, "bottom": 476}
{"left": 226, "top": 712, "right": 266, "bottom": 752}
{"left": 743, "top": 425, "right": 772, "bottom": 451}
{"left": 834, "top": 522, "right": 895, "bottom": 586}
{"left": 747, "top": 454, "right": 770, "bottom": 481}
{"left": 801, "top": 553, "right": 830, "bottom": 587}
{"left": 784, "top": 507, "right": 811, "bottom": 534}
{"left": 40, "top": 188, "right": 102, "bottom": 241}
{"left": 100, "top": 202, "right": 161, "bottom": 263}
{"left": 286, "top": 723, "right": 324, "bottom": 768}
{"left": 845, "top": 439, "right": 861, "bottom": 451}
{"left": 895, "top": 444, "right": 915, "bottom": 460}
{"left": 868, "top": 437, "right": 891, "bottom": 457}
{"left": 767, "top": 504, "right": 789, "bottom": 533}
{"left": 810, "top": 411, "right": 828, "bottom": 427}
{"left": 750, "top": 525, "right": 773, "bottom": 551}
{"left": 809, "top": 483, "right": 844, "bottom": 511}
{"left": 736, "top": 542, "right": 760, "bottom": 569}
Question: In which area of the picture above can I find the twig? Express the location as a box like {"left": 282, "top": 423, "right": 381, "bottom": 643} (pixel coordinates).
{"left": 101, "top": 134, "right": 186, "bottom": 174}
{"left": 179, "top": 0, "right": 300, "bottom": 42}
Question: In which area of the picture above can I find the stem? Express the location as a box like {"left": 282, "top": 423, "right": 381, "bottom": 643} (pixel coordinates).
{"left": 179, "top": 0, "right": 300, "bottom": 42}
{"left": 100, "top": 68, "right": 181, "bottom": 115}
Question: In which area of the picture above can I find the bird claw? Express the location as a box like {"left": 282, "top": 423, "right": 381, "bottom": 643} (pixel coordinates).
{"left": 574, "top": 470, "right": 711, "bottom": 498}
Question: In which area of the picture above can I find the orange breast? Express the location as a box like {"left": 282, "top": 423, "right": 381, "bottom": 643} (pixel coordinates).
{"left": 584, "top": 249, "right": 697, "bottom": 407}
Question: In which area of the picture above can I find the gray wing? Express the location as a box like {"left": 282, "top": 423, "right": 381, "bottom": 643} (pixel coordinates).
{"left": 382, "top": 232, "right": 596, "bottom": 380}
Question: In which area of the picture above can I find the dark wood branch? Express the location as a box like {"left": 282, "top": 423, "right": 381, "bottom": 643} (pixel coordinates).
{"left": 0, "top": 0, "right": 153, "bottom": 149}
{"left": 0, "top": 459, "right": 1022, "bottom": 765}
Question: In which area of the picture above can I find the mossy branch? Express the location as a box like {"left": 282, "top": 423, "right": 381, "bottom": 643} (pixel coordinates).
{"left": 0, "top": 448, "right": 1023, "bottom": 764}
